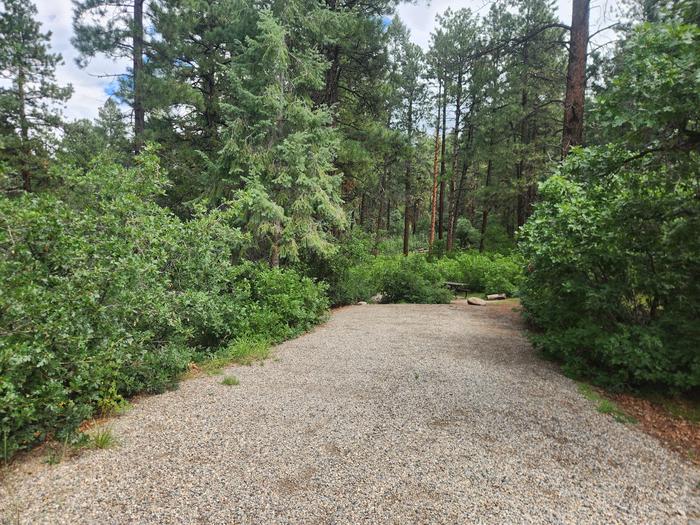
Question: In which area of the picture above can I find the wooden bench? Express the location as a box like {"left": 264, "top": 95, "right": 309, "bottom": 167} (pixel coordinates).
{"left": 445, "top": 281, "right": 469, "bottom": 297}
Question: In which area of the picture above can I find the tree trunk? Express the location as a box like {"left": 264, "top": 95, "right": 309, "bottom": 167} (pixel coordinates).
{"left": 517, "top": 43, "right": 530, "bottom": 228}
{"left": 446, "top": 70, "right": 463, "bottom": 251}
{"left": 133, "top": 0, "right": 145, "bottom": 153}
{"left": 376, "top": 165, "right": 386, "bottom": 233}
{"left": 479, "top": 158, "right": 493, "bottom": 253}
{"left": 403, "top": 96, "right": 414, "bottom": 257}
{"left": 449, "top": 159, "right": 470, "bottom": 247}
{"left": 429, "top": 79, "right": 442, "bottom": 250}
{"left": 386, "top": 198, "right": 391, "bottom": 233}
{"left": 359, "top": 192, "right": 366, "bottom": 227}
{"left": 438, "top": 77, "right": 448, "bottom": 240}
{"left": 412, "top": 200, "right": 418, "bottom": 235}
{"left": 403, "top": 174, "right": 411, "bottom": 256}
{"left": 561, "top": 0, "right": 589, "bottom": 157}
{"left": 17, "top": 67, "right": 30, "bottom": 191}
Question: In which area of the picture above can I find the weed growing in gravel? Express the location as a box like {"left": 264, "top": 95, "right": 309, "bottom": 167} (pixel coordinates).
{"left": 577, "top": 384, "right": 637, "bottom": 424}
{"left": 221, "top": 376, "right": 240, "bottom": 386}
{"left": 89, "top": 428, "right": 117, "bottom": 449}
{"left": 198, "top": 337, "right": 270, "bottom": 376}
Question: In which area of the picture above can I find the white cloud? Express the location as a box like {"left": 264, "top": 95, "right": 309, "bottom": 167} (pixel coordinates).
{"left": 35, "top": 0, "right": 127, "bottom": 122}
{"left": 398, "top": 0, "right": 622, "bottom": 49}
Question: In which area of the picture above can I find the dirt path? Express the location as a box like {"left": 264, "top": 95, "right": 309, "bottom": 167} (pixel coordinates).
{"left": 2, "top": 302, "right": 698, "bottom": 524}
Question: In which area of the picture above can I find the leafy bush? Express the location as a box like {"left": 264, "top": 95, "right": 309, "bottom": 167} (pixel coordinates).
{"left": 0, "top": 151, "right": 329, "bottom": 456}
{"left": 454, "top": 218, "right": 480, "bottom": 249}
{"left": 298, "top": 230, "right": 374, "bottom": 306}
{"left": 374, "top": 255, "right": 452, "bottom": 304}
{"left": 436, "top": 251, "right": 524, "bottom": 295}
{"left": 519, "top": 22, "right": 700, "bottom": 392}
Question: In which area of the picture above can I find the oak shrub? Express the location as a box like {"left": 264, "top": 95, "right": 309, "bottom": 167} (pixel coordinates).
{"left": 0, "top": 150, "right": 328, "bottom": 456}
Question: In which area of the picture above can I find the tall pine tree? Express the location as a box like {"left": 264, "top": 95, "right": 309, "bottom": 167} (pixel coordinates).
{"left": 0, "top": 0, "right": 72, "bottom": 191}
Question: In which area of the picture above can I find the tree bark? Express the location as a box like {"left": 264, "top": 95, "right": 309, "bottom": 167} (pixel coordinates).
{"left": 133, "top": 0, "right": 145, "bottom": 153}
{"left": 403, "top": 95, "right": 414, "bottom": 257}
{"left": 479, "top": 158, "right": 493, "bottom": 253}
{"left": 438, "top": 77, "right": 448, "bottom": 240}
{"left": 403, "top": 174, "right": 411, "bottom": 256}
{"left": 446, "top": 70, "right": 463, "bottom": 251}
{"left": 561, "top": 0, "right": 589, "bottom": 157}
{"left": 429, "top": 79, "right": 441, "bottom": 250}
{"left": 359, "top": 192, "right": 366, "bottom": 227}
{"left": 17, "top": 67, "right": 31, "bottom": 191}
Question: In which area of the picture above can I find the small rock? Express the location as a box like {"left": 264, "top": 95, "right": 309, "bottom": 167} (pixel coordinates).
{"left": 370, "top": 293, "right": 385, "bottom": 304}
{"left": 467, "top": 297, "right": 487, "bottom": 306}
{"left": 357, "top": 301, "right": 368, "bottom": 305}
{"left": 486, "top": 293, "right": 507, "bottom": 300}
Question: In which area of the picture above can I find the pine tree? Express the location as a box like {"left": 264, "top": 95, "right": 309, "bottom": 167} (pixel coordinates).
{"left": 96, "top": 98, "right": 129, "bottom": 154}
{"left": 72, "top": 0, "right": 146, "bottom": 152}
{"left": 0, "top": 0, "right": 72, "bottom": 191}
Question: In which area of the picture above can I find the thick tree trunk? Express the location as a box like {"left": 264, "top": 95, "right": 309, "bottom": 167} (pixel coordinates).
{"left": 133, "top": 0, "right": 145, "bottom": 153}
{"left": 323, "top": 45, "right": 341, "bottom": 107}
{"left": 561, "top": 0, "right": 589, "bottom": 157}
{"left": 429, "top": 80, "right": 441, "bottom": 250}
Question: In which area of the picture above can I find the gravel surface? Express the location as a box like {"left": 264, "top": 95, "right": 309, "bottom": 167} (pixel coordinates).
{"left": 2, "top": 302, "right": 698, "bottom": 524}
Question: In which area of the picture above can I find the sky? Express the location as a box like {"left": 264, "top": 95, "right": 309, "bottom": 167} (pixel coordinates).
{"left": 33, "top": 0, "right": 622, "bottom": 122}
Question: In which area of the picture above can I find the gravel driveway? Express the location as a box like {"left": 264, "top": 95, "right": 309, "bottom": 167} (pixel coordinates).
{"left": 2, "top": 302, "right": 698, "bottom": 524}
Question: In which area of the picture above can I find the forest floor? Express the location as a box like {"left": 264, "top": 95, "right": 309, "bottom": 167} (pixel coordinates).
{"left": 1, "top": 301, "right": 699, "bottom": 524}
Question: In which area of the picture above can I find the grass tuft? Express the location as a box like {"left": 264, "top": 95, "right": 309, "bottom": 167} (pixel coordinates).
{"left": 221, "top": 375, "right": 240, "bottom": 386}
{"left": 197, "top": 337, "right": 270, "bottom": 376}
{"left": 89, "top": 427, "right": 117, "bottom": 449}
{"left": 577, "top": 383, "right": 637, "bottom": 424}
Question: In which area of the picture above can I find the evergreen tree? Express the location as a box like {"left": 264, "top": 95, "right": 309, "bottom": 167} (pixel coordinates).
{"left": 0, "top": 0, "right": 72, "bottom": 192}
{"left": 220, "top": 10, "right": 346, "bottom": 267}
{"left": 72, "top": 0, "right": 146, "bottom": 152}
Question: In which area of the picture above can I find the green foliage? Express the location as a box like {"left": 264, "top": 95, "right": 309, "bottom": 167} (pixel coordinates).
{"left": 577, "top": 383, "right": 637, "bottom": 424}
{"left": 454, "top": 218, "right": 480, "bottom": 249}
{"left": 0, "top": 0, "right": 72, "bottom": 191}
{"left": 89, "top": 427, "right": 117, "bottom": 449}
{"left": 297, "top": 230, "right": 375, "bottom": 306}
{"left": 0, "top": 150, "right": 328, "bottom": 457}
{"left": 217, "top": 10, "right": 346, "bottom": 266}
{"left": 375, "top": 255, "right": 453, "bottom": 304}
{"left": 220, "top": 376, "right": 239, "bottom": 387}
{"left": 436, "top": 251, "right": 524, "bottom": 295}
{"left": 519, "top": 20, "right": 700, "bottom": 393}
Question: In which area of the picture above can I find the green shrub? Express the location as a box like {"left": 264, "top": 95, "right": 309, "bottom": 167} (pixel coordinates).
{"left": 436, "top": 251, "right": 524, "bottom": 295}
{"left": 298, "top": 230, "right": 374, "bottom": 306}
{"left": 0, "top": 150, "right": 329, "bottom": 457}
{"left": 519, "top": 22, "right": 700, "bottom": 393}
{"left": 454, "top": 218, "right": 480, "bottom": 249}
{"left": 374, "top": 255, "right": 452, "bottom": 304}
